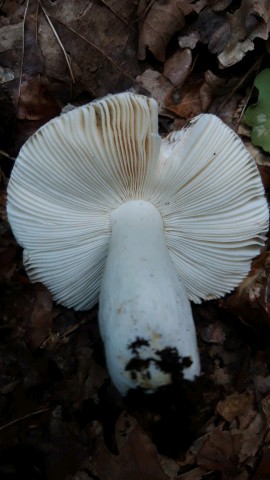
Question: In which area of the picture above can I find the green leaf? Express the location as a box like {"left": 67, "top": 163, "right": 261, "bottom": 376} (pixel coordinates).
{"left": 244, "top": 68, "right": 270, "bottom": 153}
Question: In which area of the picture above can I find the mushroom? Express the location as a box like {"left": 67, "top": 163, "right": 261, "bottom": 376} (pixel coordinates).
{"left": 7, "top": 92, "right": 269, "bottom": 396}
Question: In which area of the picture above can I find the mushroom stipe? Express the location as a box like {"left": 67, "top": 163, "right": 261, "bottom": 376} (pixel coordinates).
{"left": 7, "top": 92, "right": 269, "bottom": 395}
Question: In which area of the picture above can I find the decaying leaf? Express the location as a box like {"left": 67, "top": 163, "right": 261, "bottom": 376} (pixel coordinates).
{"left": 138, "top": 0, "right": 185, "bottom": 62}
{"left": 216, "top": 391, "right": 255, "bottom": 424}
{"left": 0, "top": 232, "right": 18, "bottom": 282}
{"left": 196, "top": 412, "right": 267, "bottom": 475}
{"left": 138, "top": 0, "right": 209, "bottom": 62}
{"left": 85, "top": 413, "right": 170, "bottom": 480}
{"left": 0, "top": 0, "right": 141, "bottom": 106}
{"left": 163, "top": 48, "right": 192, "bottom": 87}
{"left": 178, "top": 7, "right": 230, "bottom": 55}
{"left": 38, "top": 0, "right": 140, "bottom": 98}
{"left": 164, "top": 70, "right": 228, "bottom": 119}
{"left": 236, "top": 412, "right": 267, "bottom": 463}
{"left": 218, "top": 0, "right": 270, "bottom": 67}
{"left": 261, "top": 393, "right": 270, "bottom": 428}
{"left": 221, "top": 251, "right": 270, "bottom": 329}
{"left": 1, "top": 281, "right": 54, "bottom": 349}
{"left": 0, "top": 22, "right": 24, "bottom": 103}
{"left": 177, "top": 467, "right": 206, "bottom": 480}
{"left": 178, "top": 1, "right": 270, "bottom": 69}
{"left": 17, "top": 76, "right": 60, "bottom": 121}
{"left": 136, "top": 69, "right": 173, "bottom": 112}
{"left": 165, "top": 78, "right": 203, "bottom": 118}
{"left": 255, "top": 448, "right": 270, "bottom": 479}
{"left": 196, "top": 428, "right": 241, "bottom": 475}
{"left": 243, "top": 141, "right": 270, "bottom": 168}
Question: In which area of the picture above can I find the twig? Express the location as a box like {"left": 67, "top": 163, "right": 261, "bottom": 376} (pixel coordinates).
{"left": 215, "top": 56, "right": 264, "bottom": 115}
{"left": 99, "top": 0, "right": 131, "bottom": 28}
{"left": 236, "top": 57, "right": 263, "bottom": 129}
{"left": 0, "top": 150, "right": 16, "bottom": 161}
{"left": 39, "top": 1, "right": 75, "bottom": 83}
{"left": 0, "top": 406, "right": 49, "bottom": 431}
{"left": 17, "top": 0, "right": 30, "bottom": 105}
{"left": 62, "top": 309, "right": 98, "bottom": 338}
{"left": 35, "top": 0, "right": 40, "bottom": 41}
{"left": 138, "top": 0, "right": 156, "bottom": 21}
{"left": 53, "top": 18, "right": 148, "bottom": 91}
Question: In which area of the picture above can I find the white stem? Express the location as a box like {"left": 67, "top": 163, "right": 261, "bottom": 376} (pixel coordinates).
{"left": 98, "top": 200, "right": 200, "bottom": 395}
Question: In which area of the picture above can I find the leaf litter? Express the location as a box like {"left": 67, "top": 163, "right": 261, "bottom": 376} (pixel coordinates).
{"left": 1, "top": 1, "right": 270, "bottom": 479}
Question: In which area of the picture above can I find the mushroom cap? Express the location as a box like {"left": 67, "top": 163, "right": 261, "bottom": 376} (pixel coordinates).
{"left": 7, "top": 92, "right": 269, "bottom": 309}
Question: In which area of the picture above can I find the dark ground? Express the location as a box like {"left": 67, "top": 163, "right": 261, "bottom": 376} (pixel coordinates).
{"left": 1, "top": 1, "right": 270, "bottom": 479}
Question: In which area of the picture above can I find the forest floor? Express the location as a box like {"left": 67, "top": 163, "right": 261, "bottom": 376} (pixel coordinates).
{"left": 1, "top": 1, "right": 270, "bottom": 479}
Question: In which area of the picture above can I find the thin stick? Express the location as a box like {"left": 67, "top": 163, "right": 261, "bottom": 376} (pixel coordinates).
{"left": 35, "top": 0, "right": 40, "bottom": 41}
{"left": 17, "top": 0, "right": 30, "bottom": 105}
{"left": 236, "top": 58, "right": 263, "bottom": 129}
{"left": 0, "top": 150, "right": 16, "bottom": 161}
{"left": 138, "top": 0, "right": 156, "bottom": 20}
{"left": 0, "top": 407, "right": 49, "bottom": 431}
{"left": 54, "top": 19, "right": 149, "bottom": 92}
{"left": 39, "top": 1, "right": 75, "bottom": 83}
{"left": 215, "top": 56, "right": 263, "bottom": 115}
{"left": 99, "top": 0, "right": 131, "bottom": 28}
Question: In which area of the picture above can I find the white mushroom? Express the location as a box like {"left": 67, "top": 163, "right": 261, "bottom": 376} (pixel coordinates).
{"left": 7, "top": 92, "right": 269, "bottom": 395}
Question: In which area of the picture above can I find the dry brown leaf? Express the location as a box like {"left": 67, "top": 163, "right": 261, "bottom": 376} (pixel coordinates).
{"left": 212, "top": 0, "right": 232, "bottom": 12}
{"left": 0, "top": 22, "right": 24, "bottom": 103}
{"left": 236, "top": 412, "right": 266, "bottom": 463}
{"left": 4, "top": 282, "right": 54, "bottom": 350}
{"left": 218, "top": 0, "right": 270, "bottom": 67}
{"left": 221, "top": 252, "right": 270, "bottom": 330}
{"left": 178, "top": 7, "right": 230, "bottom": 55}
{"left": 211, "top": 366, "right": 232, "bottom": 388}
{"left": 0, "top": 1, "right": 46, "bottom": 104}
{"left": 38, "top": 0, "right": 140, "bottom": 99}
{"left": 138, "top": 0, "right": 185, "bottom": 62}
{"left": 177, "top": 466, "right": 206, "bottom": 479}
{"left": 0, "top": 0, "right": 140, "bottom": 106}
{"left": 241, "top": 141, "right": 270, "bottom": 193}
{"left": 178, "top": 2, "right": 270, "bottom": 68}
{"left": 196, "top": 428, "right": 241, "bottom": 475}
{"left": 139, "top": 0, "right": 208, "bottom": 61}
{"left": 216, "top": 391, "right": 255, "bottom": 424}
{"left": 243, "top": 141, "right": 270, "bottom": 168}
{"left": 28, "top": 283, "right": 54, "bottom": 349}
{"left": 199, "top": 70, "right": 226, "bottom": 111}
{"left": 232, "top": 472, "right": 250, "bottom": 480}
{"left": 255, "top": 375, "right": 270, "bottom": 395}
{"left": 164, "top": 70, "right": 230, "bottom": 119}
{"left": 200, "top": 322, "right": 226, "bottom": 345}
{"left": 136, "top": 69, "right": 173, "bottom": 112}
{"left": 254, "top": 447, "right": 270, "bottom": 479}
{"left": 86, "top": 413, "right": 170, "bottom": 480}
{"left": 197, "top": 411, "right": 266, "bottom": 472}
{"left": 77, "top": 348, "right": 108, "bottom": 401}
{"left": 165, "top": 78, "right": 203, "bottom": 118}
{"left": 0, "top": 234, "right": 18, "bottom": 282}
{"left": 159, "top": 456, "right": 179, "bottom": 480}
{"left": 163, "top": 48, "right": 192, "bottom": 87}
{"left": 177, "top": 0, "right": 208, "bottom": 16}
{"left": 261, "top": 393, "right": 270, "bottom": 428}
{"left": 17, "top": 76, "right": 60, "bottom": 121}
